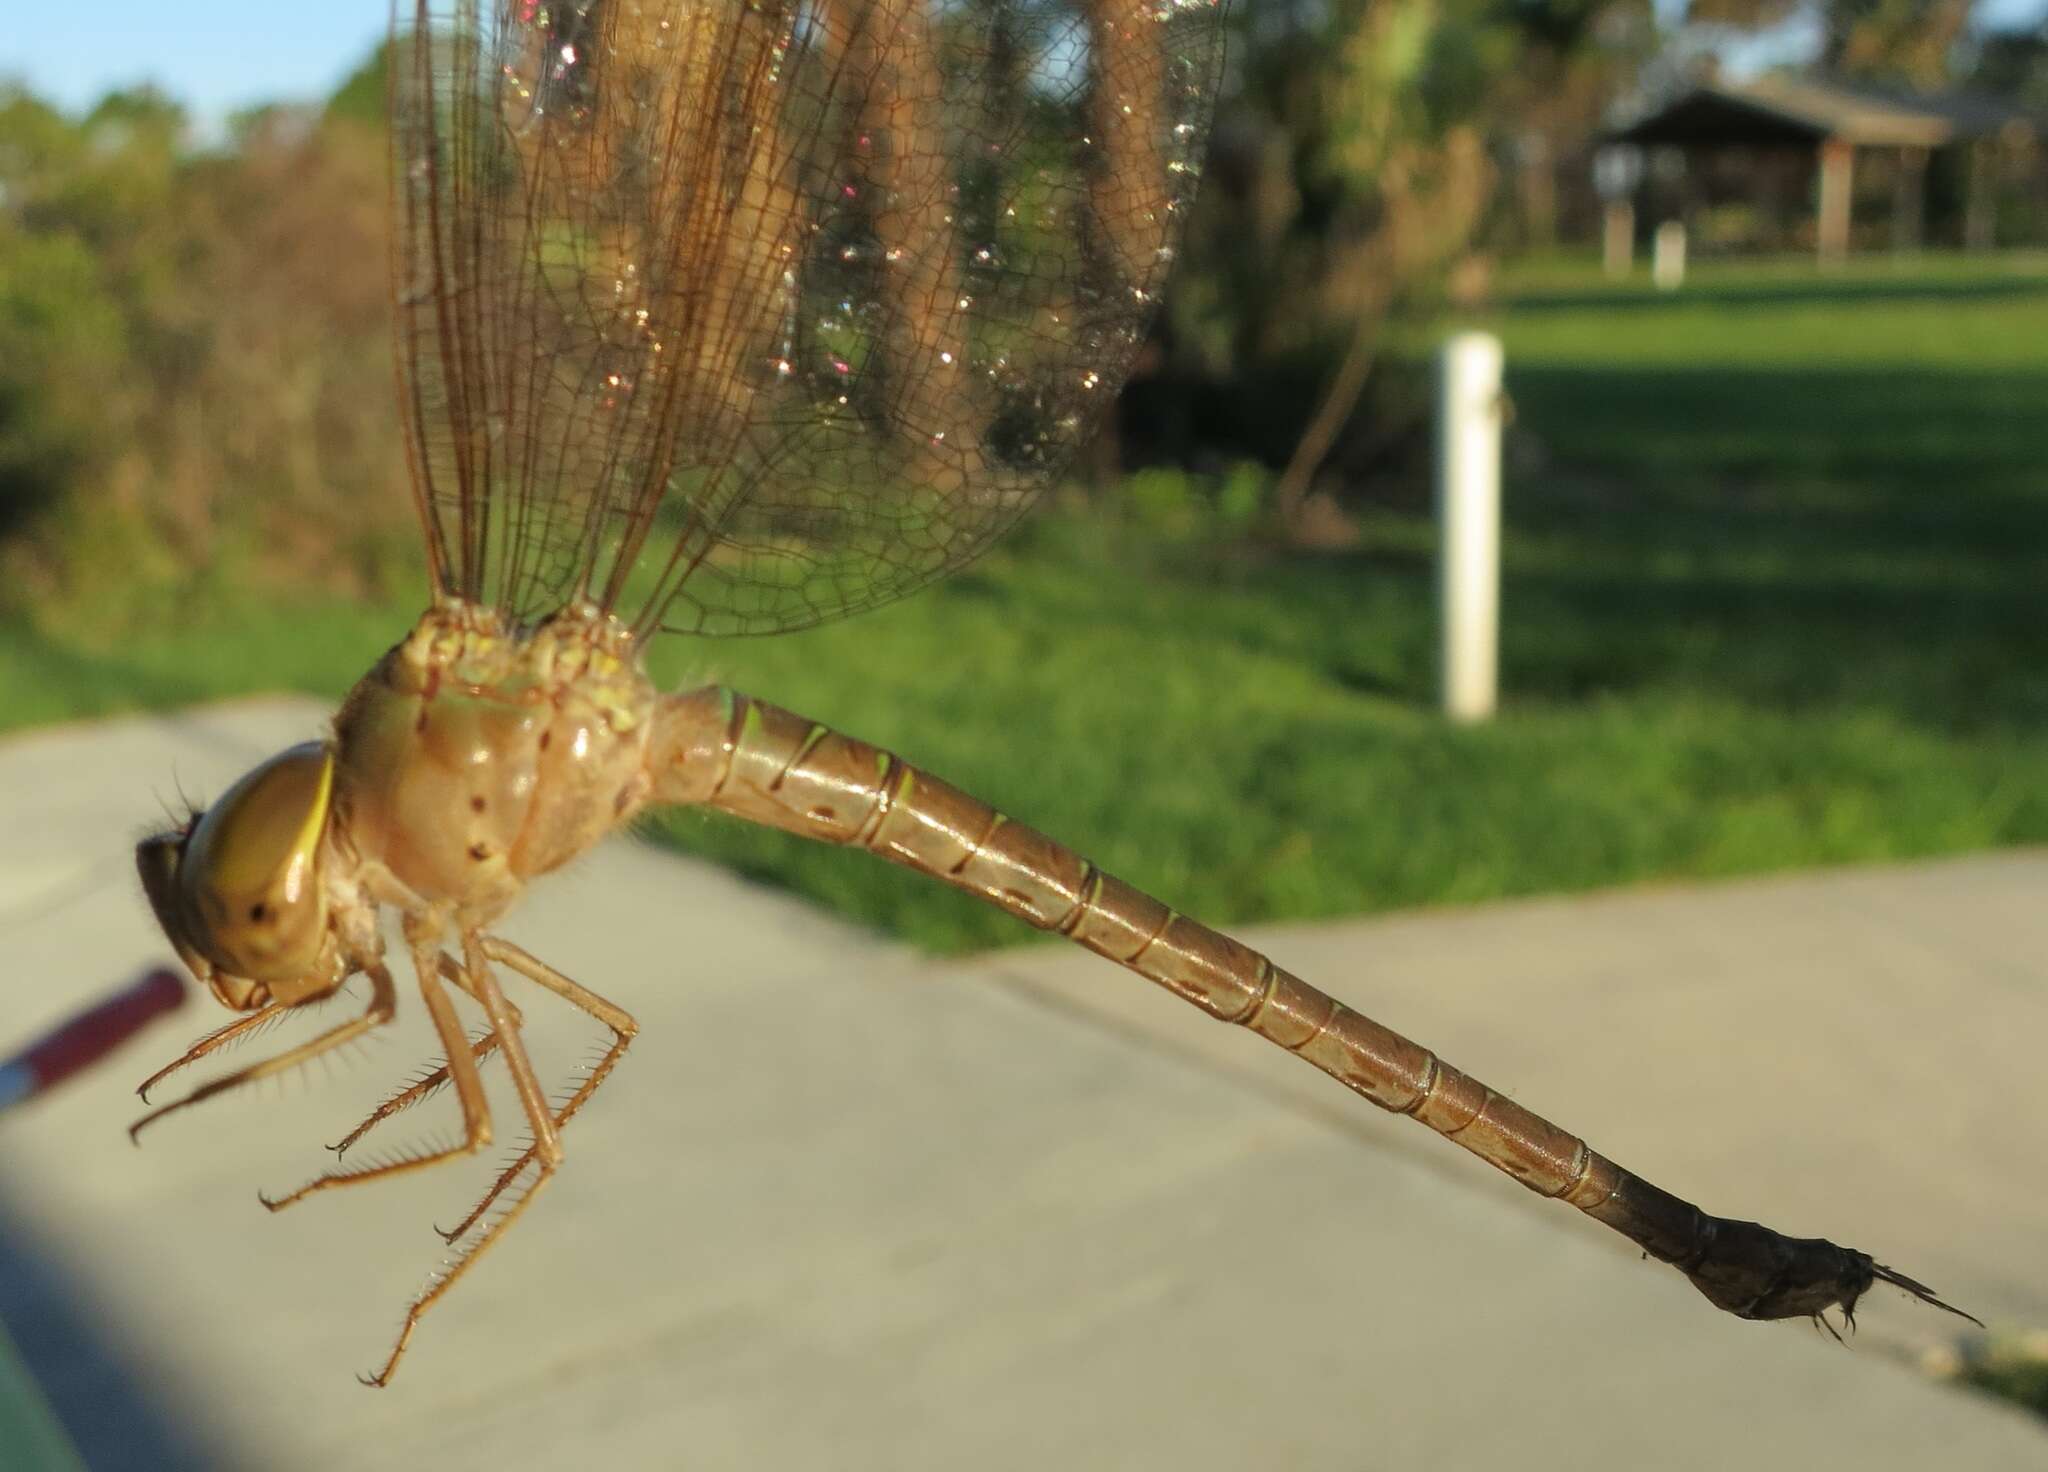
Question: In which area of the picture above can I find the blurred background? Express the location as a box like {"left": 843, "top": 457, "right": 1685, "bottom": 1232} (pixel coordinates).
{"left": 1, "top": 0, "right": 2046, "bottom": 1456}
{"left": 2, "top": 0, "right": 2044, "bottom": 948}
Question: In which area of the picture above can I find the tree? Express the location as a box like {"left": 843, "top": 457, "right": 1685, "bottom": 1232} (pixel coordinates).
{"left": 1157, "top": 0, "right": 1660, "bottom": 527}
{"left": 1819, "top": 0, "right": 1972, "bottom": 89}
{"left": 1970, "top": 18, "right": 2048, "bottom": 110}
{"left": 326, "top": 41, "right": 392, "bottom": 128}
{"left": 0, "top": 75, "right": 409, "bottom": 621}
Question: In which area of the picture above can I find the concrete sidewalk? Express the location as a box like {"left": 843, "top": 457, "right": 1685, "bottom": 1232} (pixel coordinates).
{"left": 0, "top": 698, "right": 2040, "bottom": 1470}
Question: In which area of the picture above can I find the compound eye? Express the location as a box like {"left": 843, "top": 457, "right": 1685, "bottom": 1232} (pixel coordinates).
{"left": 177, "top": 743, "right": 335, "bottom": 985}
{"left": 137, "top": 832, "right": 220, "bottom": 992}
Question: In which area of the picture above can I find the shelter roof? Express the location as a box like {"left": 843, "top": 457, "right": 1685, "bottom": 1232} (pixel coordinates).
{"left": 1611, "top": 77, "right": 2034, "bottom": 150}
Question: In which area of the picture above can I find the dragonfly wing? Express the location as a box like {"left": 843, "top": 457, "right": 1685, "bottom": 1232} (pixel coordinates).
{"left": 392, "top": 0, "right": 1227, "bottom": 638}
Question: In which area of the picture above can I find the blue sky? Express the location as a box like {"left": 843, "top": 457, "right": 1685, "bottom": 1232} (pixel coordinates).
{"left": 1684, "top": 0, "right": 2048, "bottom": 80}
{"left": 4, "top": 0, "right": 2047, "bottom": 129}
{"left": 1, "top": 3, "right": 392, "bottom": 123}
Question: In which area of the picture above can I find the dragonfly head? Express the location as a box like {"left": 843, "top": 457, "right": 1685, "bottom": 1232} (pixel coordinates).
{"left": 137, "top": 743, "right": 345, "bottom": 1011}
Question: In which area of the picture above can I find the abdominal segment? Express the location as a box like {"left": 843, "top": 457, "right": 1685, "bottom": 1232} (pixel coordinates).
{"left": 646, "top": 683, "right": 1972, "bottom": 1332}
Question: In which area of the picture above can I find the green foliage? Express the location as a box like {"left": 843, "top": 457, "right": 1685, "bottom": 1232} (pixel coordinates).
{"left": 0, "top": 80, "right": 412, "bottom": 626}
{"left": 1120, "top": 462, "right": 1269, "bottom": 542}
{"left": 326, "top": 41, "right": 392, "bottom": 129}
{"left": 1971, "top": 21, "right": 2048, "bottom": 113}
{"left": 1819, "top": 0, "right": 1972, "bottom": 90}
{"left": 0, "top": 231, "right": 127, "bottom": 536}
{"left": 1156, "top": 0, "right": 1654, "bottom": 513}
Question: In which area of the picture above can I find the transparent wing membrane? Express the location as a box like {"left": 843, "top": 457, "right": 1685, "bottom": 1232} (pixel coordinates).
{"left": 393, "top": 0, "right": 1224, "bottom": 637}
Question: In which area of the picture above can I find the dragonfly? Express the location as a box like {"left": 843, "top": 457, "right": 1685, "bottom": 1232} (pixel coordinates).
{"left": 129, "top": 0, "right": 1972, "bottom": 1387}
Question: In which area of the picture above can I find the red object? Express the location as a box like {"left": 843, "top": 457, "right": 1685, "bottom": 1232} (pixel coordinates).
{"left": 0, "top": 968, "right": 186, "bottom": 1110}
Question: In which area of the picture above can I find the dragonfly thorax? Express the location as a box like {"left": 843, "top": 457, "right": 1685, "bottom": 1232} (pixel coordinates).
{"left": 327, "top": 600, "right": 661, "bottom": 928}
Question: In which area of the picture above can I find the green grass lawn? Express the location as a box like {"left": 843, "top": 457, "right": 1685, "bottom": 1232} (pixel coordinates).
{"left": 4, "top": 252, "right": 2043, "bottom": 951}
{"left": 1963, "top": 1342, "right": 2048, "bottom": 1425}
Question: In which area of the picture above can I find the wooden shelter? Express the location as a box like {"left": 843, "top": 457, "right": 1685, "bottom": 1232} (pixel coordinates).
{"left": 1608, "top": 78, "right": 2038, "bottom": 262}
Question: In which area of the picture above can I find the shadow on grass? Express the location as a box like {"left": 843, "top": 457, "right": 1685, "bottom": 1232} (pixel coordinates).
{"left": 1509, "top": 362, "right": 2048, "bottom": 484}
{"left": 1130, "top": 356, "right": 2048, "bottom": 733}
{"left": 1487, "top": 361, "right": 2048, "bottom": 721}
{"left": 1504, "top": 273, "right": 2048, "bottom": 314}
{"left": 0, "top": 1190, "right": 227, "bottom": 1471}
{"left": 1963, "top": 1357, "right": 2048, "bottom": 1427}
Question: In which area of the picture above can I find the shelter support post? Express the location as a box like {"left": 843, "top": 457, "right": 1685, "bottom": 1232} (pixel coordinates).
{"left": 1817, "top": 138, "right": 1853, "bottom": 264}
{"left": 1602, "top": 201, "right": 1634, "bottom": 277}
{"left": 1892, "top": 145, "right": 1926, "bottom": 254}
{"left": 1966, "top": 138, "right": 1998, "bottom": 251}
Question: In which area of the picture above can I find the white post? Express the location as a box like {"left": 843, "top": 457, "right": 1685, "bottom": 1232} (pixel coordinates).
{"left": 1435, "top": 332, "right": 1503, "bottom": 724}
{"left": 1652, "top": 220, "right": 1687, "bottom": 290}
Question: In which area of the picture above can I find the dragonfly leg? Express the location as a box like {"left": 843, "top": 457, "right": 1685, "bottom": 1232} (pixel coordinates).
{"left": 129, "top": 966, "right": 395, "bottom": 1143}
{"left": 360, "top": 1155, "right": 558, "bottom": 1389}
{"left": 327, "top": 951, "right": 518, "bottom": 1157}
{"left": 360, "top": 932, "right": 577, "bottom": 1388}
{"left": 329, "top": 1034, "right": 502, "bottom": 1157}
{"left": 135, "top": 1000, "right": 295, "bottom": 1104}
{"left": 258, "top": 938, "right": 493, "bottom": 1210}
{"left": 428, "top": 935, "right": 637, "bottom": 1242}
